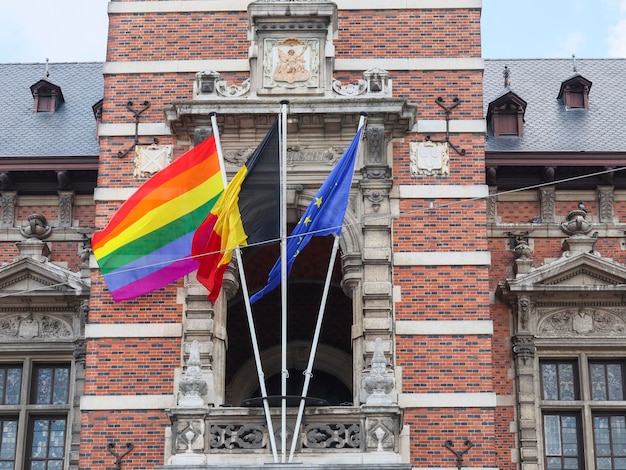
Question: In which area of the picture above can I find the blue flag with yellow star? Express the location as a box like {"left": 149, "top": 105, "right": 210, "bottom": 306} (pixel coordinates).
{"left": 250, "top": 126, "right": 364, "bottom": 304}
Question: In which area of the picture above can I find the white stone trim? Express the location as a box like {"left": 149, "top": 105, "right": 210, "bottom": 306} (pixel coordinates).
{"left": 414, "top": 119, "right": 486, "bottom": 134}
{"left": 94, "top": 187, "right": 137, "bottom": 202}
{"left": 103, "top": 59, "right": 249, "bottom": 75}
{"left": 394, "top": 251, "right": 491, "bottom": 266}
{"left": 109, "top": 0, "right": 481, "bottom": 14}
{"left": 103, "top": 58, "right": 483, "bottom": 75}
{"left": 399, "top": 392, "right": 497, "bottom": 408}
{"left": 396, "top": 320, "right": 493, "bottom": 335}
{"left": 80, "top": 394, "right": 176, "bottom": 410}
{"left": 98, "top": 122, "right": 171, "bottom": 137}
{"left": 496, "top": 394, "right": 516, "bottom": 407}
{"left": 85, "top": 323, "right": 182, "bottom": 338}
{"left": 398, "top": 184, "right": 489, "bottom": 199}
{"left": 99, "top": 120, "right": 485, "bottom": 138}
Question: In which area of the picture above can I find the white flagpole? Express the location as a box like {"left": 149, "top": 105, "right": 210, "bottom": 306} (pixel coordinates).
{"left": 209, "top": 113, "right": 279, "bottom": 462}
{"left": 288, "top": 235, "right": 340, "bottom": 462}
{"left": 287, "top": 114, "right": 367, "bottom": 462}
{"left": 279, "top": 100, "right": 289, "bottom": 462}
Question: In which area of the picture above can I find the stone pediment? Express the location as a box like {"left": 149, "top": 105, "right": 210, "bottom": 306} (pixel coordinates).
{"left": 501, "top": 252, "right": 626, "bottom": 299}
{"left": 0, "top": 257, "right": 90, "bottom": 308}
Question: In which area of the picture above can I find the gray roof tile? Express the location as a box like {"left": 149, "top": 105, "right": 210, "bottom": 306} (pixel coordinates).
{"left": 0, "top": 62, "right": 103, "bottom": 158}
{"left": 484, "top": 58, "right": 626, "bottom": 153}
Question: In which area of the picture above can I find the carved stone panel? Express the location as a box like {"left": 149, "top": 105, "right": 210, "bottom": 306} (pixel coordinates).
{"left": 410, "top": 141, "right": 450, "bottom": 177}
{"left": 263, "top": 37, "right": 320, "bottom": 90}
{"left": 537, "top": 308, "right": 626, "bottom": 338}
{"left": 134, "top": 144, "right": 173, "bottom": 179}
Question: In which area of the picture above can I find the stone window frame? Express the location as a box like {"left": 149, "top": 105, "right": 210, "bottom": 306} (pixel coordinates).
{"left": 0, "top": 356, "right": 75, "bottom": 469}
{"left": 537, "top": 353, "right": 626, "bottom": 470}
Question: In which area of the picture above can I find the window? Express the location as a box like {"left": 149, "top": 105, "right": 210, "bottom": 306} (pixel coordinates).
{"left": 486, "top": 91, "right": 527, "bottom": 138}
{"left": 0, "top": 361, "right": 71, "bottom": 470}
{"left": 540, "top": 359, "right": 626, "bottom": 470}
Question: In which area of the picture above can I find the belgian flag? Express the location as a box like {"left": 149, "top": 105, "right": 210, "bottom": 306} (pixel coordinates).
{"left": 192, "top": 119, "right": 280, "bottom": 302}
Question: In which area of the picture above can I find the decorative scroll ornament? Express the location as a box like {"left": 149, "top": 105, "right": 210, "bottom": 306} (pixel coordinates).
{"left": 215, "top": 78, "right": 251, "bottom": 97}
{"left": 332, "top": 78, "right": 367, "bottom": 96}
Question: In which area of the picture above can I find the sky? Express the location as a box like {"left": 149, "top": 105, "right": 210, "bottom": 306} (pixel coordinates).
{"left": 0, "top": 0, "right": 625, "bottom": 63}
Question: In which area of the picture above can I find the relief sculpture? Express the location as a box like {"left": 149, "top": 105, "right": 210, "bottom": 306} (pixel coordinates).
{"left": 273, "top": 45, "right": 310, "bottom": 84}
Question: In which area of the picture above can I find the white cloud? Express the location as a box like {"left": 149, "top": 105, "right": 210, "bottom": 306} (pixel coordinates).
{"left": 608, "top": 0, "right": 626, "bottom": 57}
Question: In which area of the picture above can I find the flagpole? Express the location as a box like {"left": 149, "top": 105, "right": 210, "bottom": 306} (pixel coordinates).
{"left": 209, "top": 113, "right": 279, "bottom": 462}
{"left": 287, "top": 113, "right": 368, "bottom": 462}
{"left": 279, "top": 100, "right": 289, "bottom": 462}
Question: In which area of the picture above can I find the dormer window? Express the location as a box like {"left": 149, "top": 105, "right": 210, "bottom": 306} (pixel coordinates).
{"left": 557, "top": 74, "right": 592, "bottom": 110}
{"left": 30, "top": 79, "right": 64, "bottom": 113}
{"left": 487, "top": 91, "right": 527, "bottom": 138}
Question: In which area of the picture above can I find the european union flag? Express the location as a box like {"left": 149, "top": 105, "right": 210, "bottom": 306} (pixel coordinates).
{"left": 250, "top": 126, "right": 364, "bottom": 304}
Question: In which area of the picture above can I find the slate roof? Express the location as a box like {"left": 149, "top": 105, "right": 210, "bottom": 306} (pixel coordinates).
{"left": 0, "top": 62, "right": 103, "bottom": 158}
{"left": 483, "top": 58, "right": 626, "bottom": 153}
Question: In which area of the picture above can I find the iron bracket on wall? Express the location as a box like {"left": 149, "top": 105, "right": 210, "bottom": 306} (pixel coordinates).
{"left": 444, "top": 438, "right": 473, "bottom": 470}
{"left": 426, "top": 96, "right": 466, "bottom": 156}
{"left": 117, "top": 100, "right": 159, "bottom": 158}
{"left": 107, "top": 442, "right": 134, "bottom": 470}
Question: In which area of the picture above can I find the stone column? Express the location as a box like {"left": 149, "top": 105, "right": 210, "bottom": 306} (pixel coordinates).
{"left": 512, "top": 334, "right": 539, "bottom": 470}
{"left": 357, "top": 124, "right": 394, "bottom": 404}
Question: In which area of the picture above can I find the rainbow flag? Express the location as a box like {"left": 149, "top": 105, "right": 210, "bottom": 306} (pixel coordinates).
{"left": 192, "top": 120, "right": 280, "bottom": 302}
{"left": 92, "top": 136, "right": 224, "bottom": 302}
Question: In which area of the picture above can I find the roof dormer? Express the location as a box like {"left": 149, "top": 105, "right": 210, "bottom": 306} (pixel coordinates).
{"left": 487, "top": 90, "right": 527, "bottom": 138}
{"left": 486, "top": 66, "right": 527, "bottom": 138}
{"left": 557, "top": 74, "right": 592, "bottom": 109}
{"left": 30, "top": 78, "right": 64, "bottom": 113}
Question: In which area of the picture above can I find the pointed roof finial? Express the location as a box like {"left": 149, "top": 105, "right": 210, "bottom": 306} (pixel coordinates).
{"left": 572, "top": 54, "right": 577, "bottom": 73}
{"left": 44, "top": 58, "right": 50, "bottom": 78}
{"left": 503, "top": 65, "right": 510, "bottom": 88}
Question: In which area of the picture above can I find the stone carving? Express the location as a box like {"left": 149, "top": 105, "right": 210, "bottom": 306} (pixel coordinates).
{"left": 332, "top": 78, "right": 367, "bottom": 96}
{"left": 365, "top": 127, "right": 385, "bottom": 164}
{"left": 134, "top": 144, "right": 173, "bottom": 178}
{"left": 209, "top": 423, "right": 266, "bottom": 449}
{"left": 273, "top": 41, "right": 310, "bottom": 84}
{"left": 215, "top": 78, "right": 251, "bottom": 97}
{"left": 517, "top": 296, "right": 531, "bottom": 332}
{"left": 0, "top": 314, "right": 73, "bottom": 339}
{"left": 512, "top": 335, "right": 536, "bottom": 365}
{"left": 20, "top": 213, "right": 52, "bottom": 239}
{"left": 362, "top": 337, "right": 395, "bottom": 405}
{"left": 175, "top": 419, "right": 206, "bottom": 453}
{"left": 58, "top": 191, "right": 73, "bottom": 227}
{"left": 304, "top": 423, "right": 360, "bottom": 449}
{"left": 598, "top": 187, "right": 614, "bottom": 223}
{"left": 178, "top": 340, "right": 208, "bottom": 407}
{"left": 366, "top": 417, "right": 395, "bottom": 452}
{"left": 0, "top": 172, "right": 13, "bottom": 191}
{"left": 538, "top": 308, "right": 626, "bottom": 336}
{"left": 1, "top": 192, "right": 16, "bottom": 227}
{"left": 539, "top": 187, "right": 555, "bottom": 223}
{"left": 560, "top": 209, "right": 593, "bottom": 236}
{"left": 264, "top": 38, "right": 319, "bottom": 89}
{"left": 410, "top": 141, "right": 450, "bottom": 177}
{"left": 363, "top": 189, "right": 388, "bottom": 212}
